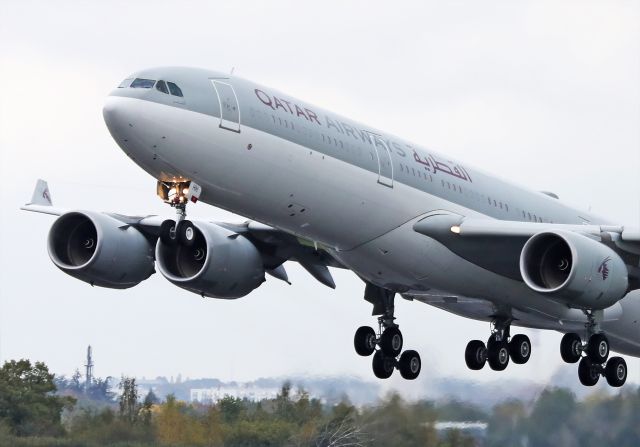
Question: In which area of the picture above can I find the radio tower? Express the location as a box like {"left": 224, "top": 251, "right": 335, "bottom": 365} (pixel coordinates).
{"left": 84, "top": 345, "right": 94, "bottom": 394}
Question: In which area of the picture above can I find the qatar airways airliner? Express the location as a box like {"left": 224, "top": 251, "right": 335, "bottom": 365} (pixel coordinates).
{"left": 23, "top": 67, "right": 640, "bottom": 386}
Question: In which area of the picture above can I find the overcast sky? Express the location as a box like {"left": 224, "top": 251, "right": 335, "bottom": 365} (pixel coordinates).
{"left": 1, "top": 0, "right": 638, "bottom": 392}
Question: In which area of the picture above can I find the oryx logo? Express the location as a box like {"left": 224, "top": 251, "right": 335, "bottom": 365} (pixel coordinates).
{"left": 598, "top": 256, "right": 611, "bottom": 280}
{"left": 42, "top": 189, "right": 51, "bottom": 204}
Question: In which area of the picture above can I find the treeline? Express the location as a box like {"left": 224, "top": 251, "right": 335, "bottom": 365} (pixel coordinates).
{"left": 1, "top": 359, "right": 639, "bottom": 446}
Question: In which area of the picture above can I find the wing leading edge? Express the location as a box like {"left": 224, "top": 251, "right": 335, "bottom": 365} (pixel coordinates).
{"left": 413, "top": 213, "right": 640, "bottom": 283}
{"left": 21, "top": 180, "right": 341, "bottom": 289}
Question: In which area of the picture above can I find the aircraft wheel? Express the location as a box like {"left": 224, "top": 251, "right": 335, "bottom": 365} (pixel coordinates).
{"left": 177, "top": 220, "right": 196, "bottom": 247}
{"left": 509, "top": 334, "right": 531, "bottom": 364}
{"left": 160, "top": 220, "right": 178, "bottom": 245}
{"left": 587, "top": 333, "right": 609, "bottom": 364}
{"left": 487, "top": 339, "right": 510, "bottom": 371}
{"left": 372, "top": 350, "right": 395, "bottom": 379}
{"left": 578, "top": 357, "right": 600, "bottom": 386}
{"left": 398, "top": 350, "right": 421, "bottom": 380}
{"left": 560, "top": 333, "right": 582, "bottom": 364}
{"left": 604, "top": 357, "right": 627, "bottom": 387}
{"left": 465, "top": 340, "right": 487, "bottom": 370}
{"left": 380, "top": 327, "right": 403, "bottom": 357}
{"left": 354, "top": 326, "right": 376, "bottom": 357}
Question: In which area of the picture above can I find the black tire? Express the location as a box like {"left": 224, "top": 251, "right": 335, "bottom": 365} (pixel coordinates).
{"left": 604, "top": 357, "right": 627, "bottom": 387}
{"left": 488, "top": 339, "right": 510, "bottom": 371}
{"left": 587, "top": 333, "right": 609, "bottom": 364}
{"left": 160, "top": 220, "right": 177, "bottom": 245}
{"left": 465, "top": 340, "right": 487, "bottom": 370}
{"left": 380, "top": 327, "right": 403, "bottom": 357}
{"left": 509, "top": 334, "right": 531, "bottom": 365}
{"left": 372, "top": 350, "right": 395, "bottom": 379}
{"left": 398, "top": 350, "right": 421, "bottom": 380}
{"left": 354, "top": 326, "right": 376, "bottom": 357}
{"left": 560, "top": 333, "right": 582, "bottom": 364}
{"left": 578, "top": 357, "right": 600, "bottom": 386}
{"left": 177, "top": 220, "right": 196, "bottom": 247}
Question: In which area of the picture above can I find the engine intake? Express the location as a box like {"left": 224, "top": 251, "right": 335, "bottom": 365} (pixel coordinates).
{"left": 48, "top": 211, "right": 155, "bottom": 288}
{"left": 520, "top": 230, "right": 628, "bottom": 310}
{"left": 156, "top": 222, "right": 265, "bottom": 298}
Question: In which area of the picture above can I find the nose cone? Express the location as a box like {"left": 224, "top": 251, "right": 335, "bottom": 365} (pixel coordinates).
{"left": 102, "top": 95, "right": 125, "bottom": 137}
{"left": 102, "top": 95, "right": 142, "bottom": 161}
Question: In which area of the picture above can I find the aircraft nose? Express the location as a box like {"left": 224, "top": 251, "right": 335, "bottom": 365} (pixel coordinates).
{"left": 102, "top": 95, "right": 125, "bottom": 132}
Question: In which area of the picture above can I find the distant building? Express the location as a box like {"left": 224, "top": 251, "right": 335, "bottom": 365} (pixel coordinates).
{"left": 430, "top": 421, "right": 488, "bottom": 445}
{"left": 190, "top": 384, "right": 281, "bottom": 403}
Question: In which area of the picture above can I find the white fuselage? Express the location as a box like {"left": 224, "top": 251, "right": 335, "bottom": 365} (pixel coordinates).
{"left": 103, "top": 85, "right": 640, "bottom": 358}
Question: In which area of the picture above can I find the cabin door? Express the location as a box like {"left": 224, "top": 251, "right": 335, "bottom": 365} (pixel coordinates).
{"left": 210, "top": 80, "right": 241, "bottom": 132}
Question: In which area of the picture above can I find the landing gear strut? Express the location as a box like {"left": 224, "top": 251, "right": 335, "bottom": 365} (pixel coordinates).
{"left": 157, "top": 180, "right": 200, "bottom": 247}
{"left": 354, "top": 284, "right": 421, "bottom": 380}
{"left": 560, "top": 310, "right": 627, "bottom": 387}
{"left": 464, "top": 318, "right": 531, "bottom": 372}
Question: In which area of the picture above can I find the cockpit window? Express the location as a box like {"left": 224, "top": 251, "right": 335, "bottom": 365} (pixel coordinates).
{"left": 118, "top": 78, "right": 133, "bottom": 88}
{"left": 167, "top": 82, "right": 183, "bottom": 97}
{"left": 130, "top": 78, "right": 156, "bottom": 89}
{"left": 156, "top": 80, "right": 169, "bottom": 94}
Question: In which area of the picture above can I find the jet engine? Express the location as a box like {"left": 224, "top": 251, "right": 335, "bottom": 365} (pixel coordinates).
{"left": 520, "top": 230, "right": 628, "bottom": 310}
{"left": 155, "top": 222, "right": 265, "bottom": 298}
{"left": 48, "top": 211, "right": 155, "bottom": 288}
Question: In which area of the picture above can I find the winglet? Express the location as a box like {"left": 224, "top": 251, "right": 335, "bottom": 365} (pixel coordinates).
{"left": 29, "top": 179, "right": 53, "bottom": 206}
{"left": 21, "top": 179, "right": 64, "bottom": 216}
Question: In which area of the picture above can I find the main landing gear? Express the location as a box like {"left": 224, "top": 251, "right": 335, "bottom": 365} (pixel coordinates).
{"left": 354, "top": 285, "right": 421, "bottom": 380}
{"left": 464, "top": 319, "right": 532, "bottom": 372}
{"left": 157, "top": 180, "right": 199, "bottom": 247}
{"left": 559, "top": 311, "right": 627, "bottom": 387}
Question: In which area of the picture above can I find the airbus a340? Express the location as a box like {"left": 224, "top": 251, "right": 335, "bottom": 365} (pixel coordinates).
{"left": 23, "top": 67, "right": 640, "bottom": 386}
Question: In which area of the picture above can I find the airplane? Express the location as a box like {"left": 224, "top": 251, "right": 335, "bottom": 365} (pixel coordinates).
{"left": 22, "top": 66, "right": 640, "bottom": 387}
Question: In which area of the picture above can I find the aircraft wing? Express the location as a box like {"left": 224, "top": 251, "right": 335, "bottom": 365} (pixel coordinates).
{"left": 413, "top": 213, "right": 640, "bottom": 282}
{"left": 21, "top": 180, "right": 342, "bottom": 289}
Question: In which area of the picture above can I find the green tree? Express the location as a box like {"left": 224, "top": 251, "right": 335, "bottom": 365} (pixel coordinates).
{"left": 119, "top": 376, "right": 139, "bottom": 424}
{"left": 0, "top": 359, "right": 75, "bottom": 436}
{"left": 526, "top": 388, "right": 579, "bottom": 447}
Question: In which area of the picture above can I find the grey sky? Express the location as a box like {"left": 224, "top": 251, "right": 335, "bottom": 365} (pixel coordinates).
{"left": 1, "top": 0, "right": 639, "bottom": 390}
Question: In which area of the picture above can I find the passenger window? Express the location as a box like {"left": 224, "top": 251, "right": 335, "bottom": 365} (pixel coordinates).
{"left": 168, "top": 82, "right": 183, "bottom": 97}
{"left": 130, "top": 78, "right": 156, "bottom": 89}
{"left": 156, "top": 80, "right": 169, "bottom": 94}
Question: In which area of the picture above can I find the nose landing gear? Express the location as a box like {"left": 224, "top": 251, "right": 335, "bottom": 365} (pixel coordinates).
{"left": 157, "top": 180, "right": 201, "bottom": 246}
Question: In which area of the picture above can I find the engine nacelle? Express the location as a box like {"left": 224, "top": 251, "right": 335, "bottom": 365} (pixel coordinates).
{"left": 155, "top": 222, "right": 265, "bottom": 298}
{"left": 520, "top": 230, "right": 628, "bottom": 310}
{"left": 48, "top": 211, "right": 155, "bottom": 288}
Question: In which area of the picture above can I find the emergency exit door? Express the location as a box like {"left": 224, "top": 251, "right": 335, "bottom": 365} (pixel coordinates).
{"left": 369, "top": 133, "right": 393, "bottom": 187}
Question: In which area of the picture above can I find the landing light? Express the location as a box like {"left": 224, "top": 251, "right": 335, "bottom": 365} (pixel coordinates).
{"left": 451, "top": 225, "right": 461, "bottom": 234}
{"left": 182, "top": 188, "right": 189, "bottom": 195}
